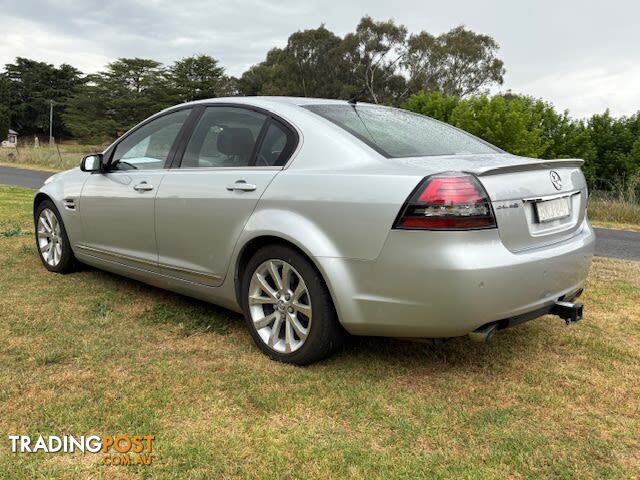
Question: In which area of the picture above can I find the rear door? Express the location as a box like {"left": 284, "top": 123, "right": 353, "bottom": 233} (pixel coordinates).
{"left": 78, "top": 108, "right": 192, "bottom": 271}
{"left": 154, "top": 105, "right": 298, "bottom": 286}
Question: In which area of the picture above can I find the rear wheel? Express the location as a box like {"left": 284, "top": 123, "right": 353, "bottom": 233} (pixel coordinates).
{"left": 34, "top": 200, "right": 78, "bottom": 273}
{"left": 241, "top": 245, "right": 343, "bottom": 365}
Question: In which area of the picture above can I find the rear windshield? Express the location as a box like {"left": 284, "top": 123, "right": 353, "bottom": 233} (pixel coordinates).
{"left": 304, "top": 104, "right": 500, "bottom": 158}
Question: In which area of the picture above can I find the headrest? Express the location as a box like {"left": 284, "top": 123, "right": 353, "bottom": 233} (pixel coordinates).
{"left": 217, "top": 127, "right": 255, "bottom": 156}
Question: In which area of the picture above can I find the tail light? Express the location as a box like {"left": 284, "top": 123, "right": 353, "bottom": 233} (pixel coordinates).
{"left": 394, "top": 173, "right": 496, "bottom": 230}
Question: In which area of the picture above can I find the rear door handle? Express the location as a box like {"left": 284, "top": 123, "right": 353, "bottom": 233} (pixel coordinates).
{"left": 133, "top": 182, "right": 154, "bottom": 192}
{"left": 226, "top": 181, "right": 256, "bottom": 192}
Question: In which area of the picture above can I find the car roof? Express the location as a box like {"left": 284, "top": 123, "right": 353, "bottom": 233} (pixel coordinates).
{"left": 181, "top": 96, "right": 352, "bottom": 107}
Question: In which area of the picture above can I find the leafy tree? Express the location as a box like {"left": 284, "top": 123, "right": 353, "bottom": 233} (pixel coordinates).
{"left": 239, "top": 17, "right": 504, "bottom": 105}
{"left": 341, "top": 16, "right": 407, "bottom": 104}
{"left": 404, "top": 27, "right": 504, "bottom": 97}
{"left": 3, "top": 57, "right": 84, "bottom": 138}
{"left": 448, "top": 95, "right": 547, "bottom": 157}
{"left": 587, "top": 111, "right": 640, "bottom": 189}
{"left": 169, "top": 55, "right": 236, "bottom": 102}
{"left": 0, "top": 74, "right": 9, "bottom": 141}
{"left": 64, "top": 58, "right": 173, "bottom": 142}
{"left": 238, "top": 25, "right": 348, "bottom": 98}
{"left": 401, "top": 91, "right": 460, "bottom": 123}
{"left": 402, "top": 92, "right": 583, "bottom": 159}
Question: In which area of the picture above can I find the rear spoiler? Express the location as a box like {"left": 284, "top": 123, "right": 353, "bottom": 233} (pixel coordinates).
{"left": 470, "top": 159, "right": 585, "bottom": 177}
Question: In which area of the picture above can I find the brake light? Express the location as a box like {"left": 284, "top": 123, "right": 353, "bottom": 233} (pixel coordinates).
{"left": 394, "top": 173, "right": 496, "bottom": 230}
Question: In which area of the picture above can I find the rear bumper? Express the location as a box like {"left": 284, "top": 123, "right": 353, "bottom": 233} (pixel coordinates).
{"left": 317, "top": 219, "right": 595, "bottom": 337}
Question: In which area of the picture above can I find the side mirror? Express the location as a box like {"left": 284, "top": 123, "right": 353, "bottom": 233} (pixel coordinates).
{"left": 80, "top": 154, "right": 104, "bottom": 173}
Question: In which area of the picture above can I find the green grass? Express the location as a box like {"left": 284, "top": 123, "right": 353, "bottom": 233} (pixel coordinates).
{"left": 0, "top": 185, "right": 33, "bottom": 236}
{"left": 0, "top": 185, "right": 639, "bottom": 478}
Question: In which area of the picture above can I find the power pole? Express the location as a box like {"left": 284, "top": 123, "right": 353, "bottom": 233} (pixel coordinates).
{"left": 49, "top": 100, "right": 54, "bottom": 145}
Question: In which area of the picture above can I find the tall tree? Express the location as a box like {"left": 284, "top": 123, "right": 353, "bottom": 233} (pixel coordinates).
{"left": 239, "top": 18, "right": 505, "bottom": 104}
{"left": 169, "top": 55, "right": 236, "bottom": 102}
{"left": 405, "top": 26, "right": 505, "bottom": 97}
{"left": 64, "top": 58, "right": 172, "bottom": 142}
{"left": 341, "top": 16, "right": 407, "bottom": 104}
{"left": 3, "top": 57, "right": 84, "bottom": 138}
{"left": 238, "top": 25, "right": 348, "bottom": 98}
{"left": 0, "top": 74, "right": 9, "bottom": 141}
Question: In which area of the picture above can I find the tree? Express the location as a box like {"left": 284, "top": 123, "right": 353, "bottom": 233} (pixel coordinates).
{"left": 0, "top": 74, "right": 9, "bottom": 141}
{"left": 587, "top": 111, "right": 640, "bottom": 190}
{"left": 341, "top": 16, "right": 407, "bottom": 104}
{"left": 448, "top": 95, "right": 547, "bottom": 157}
{"left": 239, "top": 18, "right": 505, "bottom": 105}
{"left": 285, "top": 25, "right": 347, "bottom": 98}
{"left": 3, "top": 57, "right": 84, "bottom": 138}
{"left": 64, "top": 58, "right": 173, "bottom": 142}
{"left": 169, "top": 55, "right": 236, "bottom": 102}
{"left": 238, "top": 25, "right": 348, "bottom": 98}
{"left": 401, "top": 90, "right": 460, "bottom": 123}
{"left": 405, "top": 26, "right": 505, "bottom": 97}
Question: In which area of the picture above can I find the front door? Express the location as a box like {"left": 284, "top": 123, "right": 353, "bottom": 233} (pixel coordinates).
{"left": 155, "top": 106, "right": 297, "bottom": 286}
{"left": 78, "top": 109, "right": 191, "bottom": 271}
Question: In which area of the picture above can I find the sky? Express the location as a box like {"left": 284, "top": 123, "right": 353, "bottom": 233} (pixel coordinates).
{"left": 0, "top": 0, "right": 637, "bottom": 119}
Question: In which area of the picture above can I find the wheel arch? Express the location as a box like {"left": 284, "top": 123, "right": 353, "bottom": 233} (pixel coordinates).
{"left": 33, "top": 192, "right": 53, "bottom": 216}
{"left": 234, "top": 235, "right": 340, "bottom": 321}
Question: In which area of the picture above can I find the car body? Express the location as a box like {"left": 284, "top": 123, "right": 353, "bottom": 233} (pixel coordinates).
{"left": 34, "top": 96, "right": 594, "bottom": 363}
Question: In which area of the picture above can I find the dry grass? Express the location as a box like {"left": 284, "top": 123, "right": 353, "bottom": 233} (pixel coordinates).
{"left": 0, "top": 143, "right": 104, "bottom": 172}
{"left": 0, "top": 185, "right": 639, "bottom": 479}
{"left": 589, "top": 198, "right": 640, "bottom": 229}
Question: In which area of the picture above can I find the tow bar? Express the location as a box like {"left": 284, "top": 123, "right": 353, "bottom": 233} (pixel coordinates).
{"left": 550, "top": 301, "right": 583, "bottom": 325}
{"left": 468, "top": 300, "right": 584, "bottom": 342}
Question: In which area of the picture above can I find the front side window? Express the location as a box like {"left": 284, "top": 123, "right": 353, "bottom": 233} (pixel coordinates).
{"left": 110, "top": 109, "right": 191, "bottom": 170}
{"left": 181, "top": 107, "right": 267, "bottom": 168}
{"left": 304, "top": 104, "right": 500, "bottom": 158}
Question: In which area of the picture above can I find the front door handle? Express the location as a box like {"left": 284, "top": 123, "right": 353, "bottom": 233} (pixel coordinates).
{"left": 133, "top": 182, "right": 154, "bottom": 192}
{"left": 226, "top": 181, "right": 256, "bottom": 192}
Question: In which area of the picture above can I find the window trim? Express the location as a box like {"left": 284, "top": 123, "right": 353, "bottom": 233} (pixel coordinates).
{"left": 170, "top": 103, "right": 300, "bottom": 170}
{"left": 103, "top": 106, "right": 197, "bottom": 172}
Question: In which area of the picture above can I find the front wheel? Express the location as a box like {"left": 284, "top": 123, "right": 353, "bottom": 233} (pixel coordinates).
{"left": 34, "top": 200, "right": 78, "bottom": 273}
{"left": 241, "top": 245, "right": 344, "bottom": 365}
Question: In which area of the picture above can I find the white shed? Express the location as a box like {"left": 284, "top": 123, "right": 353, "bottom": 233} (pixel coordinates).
{"left": 2, "top": 129, "right": 18, "bottom": 148}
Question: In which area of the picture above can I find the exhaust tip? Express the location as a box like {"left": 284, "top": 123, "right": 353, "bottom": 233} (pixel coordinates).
{"left": 468, "top": 323, "right": 498, "bottom": 343}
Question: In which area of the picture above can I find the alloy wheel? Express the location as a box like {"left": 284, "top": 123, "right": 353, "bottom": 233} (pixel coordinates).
{"left": 248, "top": 259, "right": 312, "bottom": 353}
{"left": 37, "top": 208, "right": 63, "bottom": 267}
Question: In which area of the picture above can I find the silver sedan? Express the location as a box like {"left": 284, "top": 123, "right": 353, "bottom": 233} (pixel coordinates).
{"left": 34, "top": 97, "right": 594, "bottom": 364}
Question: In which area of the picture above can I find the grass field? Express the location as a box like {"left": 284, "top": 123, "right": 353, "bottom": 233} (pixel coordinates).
{"left": 0, "top": 185, "right": 639, "bottom": 479}
{"left": 0, "top": 144, "right": 103, "bottom": 172}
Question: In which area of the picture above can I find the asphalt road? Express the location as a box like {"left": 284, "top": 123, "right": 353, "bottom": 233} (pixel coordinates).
{"left": 1, "top": 165, "right": 639, "bottom": 261}
{"left": 593, "top": 228, "right": 640, "bottom": 261}
{"left": 0, "top": 165, "right": 53, "bottom": 189}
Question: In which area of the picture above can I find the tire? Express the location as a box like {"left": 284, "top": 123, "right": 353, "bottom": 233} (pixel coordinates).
{"left": 241, "top": 244, "right": 344, "bottom": 365}
{"left": 34, "top": 199, "right": 78, "bottom": 274}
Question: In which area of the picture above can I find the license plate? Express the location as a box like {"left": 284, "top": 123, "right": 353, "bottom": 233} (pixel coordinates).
{"left": 535, "top": 197, "right": 571, "bottom": 222}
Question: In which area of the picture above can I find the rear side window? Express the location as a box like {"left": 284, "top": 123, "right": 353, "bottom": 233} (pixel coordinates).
{"left": 256, "top": 121, "right": 296, "bottom": 166}
{"left": 304, "top": 104, "right": 499, "bottom": 158}
{"left": 181, "top": 107, "right": 267, "bottom": 168}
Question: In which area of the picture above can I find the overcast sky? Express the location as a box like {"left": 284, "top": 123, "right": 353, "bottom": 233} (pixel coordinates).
{"left": 1, "top": 0, "right": 637, "bottom": 118}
